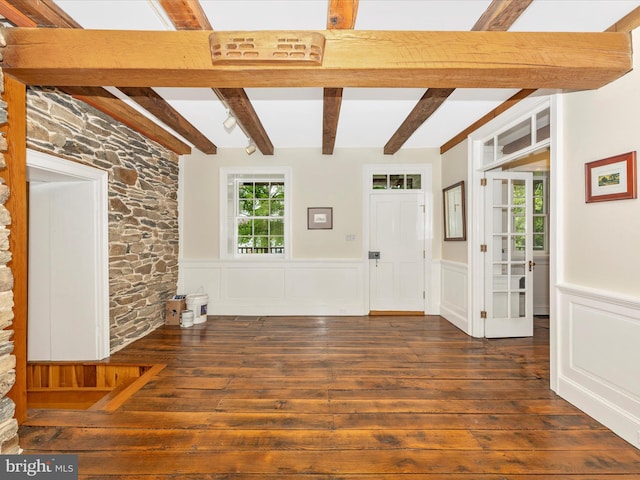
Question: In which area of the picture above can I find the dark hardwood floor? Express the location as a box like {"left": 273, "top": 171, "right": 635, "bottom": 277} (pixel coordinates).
{"left": 19, "top": 315, "right": 640, "bottom": 478}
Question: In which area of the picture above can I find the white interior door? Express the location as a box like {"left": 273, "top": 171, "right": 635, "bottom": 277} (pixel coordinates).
{"left": 484, "top": 172, "right": 534, "bottom": 337}
{"left": 369, "top": 192, "right": 424, "bottom": 312}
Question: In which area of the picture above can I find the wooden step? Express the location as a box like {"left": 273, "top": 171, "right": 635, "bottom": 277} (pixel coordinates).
{"left": 27, "top": 362, "right": 164, "bottom": 410}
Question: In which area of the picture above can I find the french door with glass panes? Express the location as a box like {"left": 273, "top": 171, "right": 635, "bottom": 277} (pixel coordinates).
{"left": 484, "top": 172, "right": 534, "bottom": 338}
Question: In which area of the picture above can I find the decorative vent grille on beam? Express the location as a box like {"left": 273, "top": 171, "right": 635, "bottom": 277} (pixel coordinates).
{"left": 210, "top": 31, "right": 325, "bottom": 65}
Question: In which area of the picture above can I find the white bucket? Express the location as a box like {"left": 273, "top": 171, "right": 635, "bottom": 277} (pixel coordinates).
{"left": 180, "top": 310, "right": 194, "bottom": 328}
{"left": 186, "top": 293, "right": 208, "bottom": 324}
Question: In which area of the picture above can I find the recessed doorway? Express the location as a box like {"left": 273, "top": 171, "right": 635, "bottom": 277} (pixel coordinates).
{"left": 27, "top": 150, "right": 109, "bottom": 361}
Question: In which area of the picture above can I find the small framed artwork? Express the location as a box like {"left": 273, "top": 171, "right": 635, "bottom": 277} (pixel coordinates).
{"left": 307, "top": 207, "right": 333, "bottom": 230}
{"left": 585, "top": 151, "right": 637, "bottom": 203}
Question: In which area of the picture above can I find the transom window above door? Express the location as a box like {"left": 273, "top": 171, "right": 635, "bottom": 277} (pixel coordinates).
{"left": 372, "top": 173, "right": 422, "bottom": 190}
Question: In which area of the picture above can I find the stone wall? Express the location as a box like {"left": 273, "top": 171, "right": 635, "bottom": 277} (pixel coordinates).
{"left": 0, "top": 70, "right": 19, "bottom": 453}
{"left": 27, "top": 87, "right": 180, "bottom": 353}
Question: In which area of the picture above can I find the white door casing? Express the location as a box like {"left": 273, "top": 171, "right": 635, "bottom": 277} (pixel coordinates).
{"left": 484, "top": 172, "right": 534, "bottom": 337}
{"left": 27, "top": 150, "right": 109, "bottom": 361}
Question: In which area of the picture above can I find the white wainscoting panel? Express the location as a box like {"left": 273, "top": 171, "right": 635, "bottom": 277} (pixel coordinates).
{"left": 180, "top": 259, "right": 366, "bottom": 316}
{"left": 440, "top": 260, "right": 469, "bottom": 334}
{"left": 557, "top": 284, "right": 640, "bottom": 449}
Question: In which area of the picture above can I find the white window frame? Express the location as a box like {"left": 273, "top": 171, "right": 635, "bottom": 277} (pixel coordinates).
{"left": 219, "top": 166, "right": 292, "bottom": 260}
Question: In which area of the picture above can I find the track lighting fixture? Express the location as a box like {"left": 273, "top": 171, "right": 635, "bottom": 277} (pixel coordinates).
{"left": 245, "top": 141, "right": 256, "bottom": 155}
{"left": 223, "top": 111, "right": 236, "bottom": 131}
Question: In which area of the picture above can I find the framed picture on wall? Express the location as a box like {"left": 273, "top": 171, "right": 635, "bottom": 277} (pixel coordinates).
{"left": 585, "top": 151, "right": 637, "bottom": 203}
{"left": 307, "top": 207, "right": 333, "bottom": 230}
{"left": 443, "top": 181, "right": 466, "bottom": 241}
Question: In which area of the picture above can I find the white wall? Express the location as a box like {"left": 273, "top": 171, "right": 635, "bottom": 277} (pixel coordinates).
{"left": 439, "top": 140, "right": 470, "bottom": 332}
{"left": 179, "top": 147, "right": 442, "bottom": 315}
{"left": 556, "top": 28, "right": 640, "bottom": 449}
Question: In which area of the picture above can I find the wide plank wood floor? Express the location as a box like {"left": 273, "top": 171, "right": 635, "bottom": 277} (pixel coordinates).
{"left": 19, "top": 315, "right": 640, "bottom": 479}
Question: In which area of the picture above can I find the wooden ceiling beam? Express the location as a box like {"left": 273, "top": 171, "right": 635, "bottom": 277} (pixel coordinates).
{"left": 0, "top": 0, "right": 80, "bottom": 28}
{"left": 323, "top": 0, "right": 358, "bottom": 155}
{"left": 472, "top": 0, "right": 533, "bottom": 31}
{"left": 1, "top": 29, "right": 629, "bottom": 90}
{"left": 158, "top": 0, "right": 213, "bottom": 30}
{"left": 384, "top": 0, "right": 532, "bottom": 155}
{"left": 440, "top": 5, "right": 640, "bottom": 155}
{"left": 384, "top": 88, "right": 455, "bottom": 155}
{"left": 0, "top": 0, "right": 203, "bottom": 155}
{"left": 214, "top": 88, "right": 273, "bottom": 155}
{"left": 61, "top": 86, "right": 191, "bottom": 155}
{"left": 606, "top": 6, "right": 640, "bottom": 32}
{"left": 158, "top": 0, "right": 272, "bottom": 155}
{"left": 116, "top": 87, "right": 216, "bottom": 154}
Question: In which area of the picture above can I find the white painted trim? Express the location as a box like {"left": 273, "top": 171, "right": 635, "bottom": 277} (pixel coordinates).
{"left": 179, "top": 258, "right": 366, "bottom": 316}
{"left": 468, "top": 96, "right": 554, "bottom": 339}
{"left": 218, "top": 166, "right": 292, "bottom": 260}
{"left": 26, "top": 149, "right": 110, "bottom": 360}
{"left": 362, "top": 164, "right": 433, "bottom": 313}
{"left": 557, "top": 283, "right": 640, "bottom": 449}
{"left": 440, "top": 260, "right": 469, "bottom": 333}
{"left": 549, "top": 94, "right": 563, "bottom": 391}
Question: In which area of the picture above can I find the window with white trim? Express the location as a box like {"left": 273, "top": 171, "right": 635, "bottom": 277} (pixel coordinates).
{"left": 220, "top": 168, "right": 290, "bottom": 258}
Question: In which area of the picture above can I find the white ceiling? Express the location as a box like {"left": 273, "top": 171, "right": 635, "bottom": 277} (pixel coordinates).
{"left": 53, "top": 0, "right": 640, "bottom": 153}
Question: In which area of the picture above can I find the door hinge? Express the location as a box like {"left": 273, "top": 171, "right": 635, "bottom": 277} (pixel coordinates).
{"left": 480, "top": 310, "right": 487, "bottom": 319}
{"left": 480, "top": 244, "right": 487, "bottom": 253}
{"left": 480, "top": 178, "right": 487, "bottom": 187}
{"left": 423, "top": 291, "right": 425, "bottom": 299}
{"left": 423, "top": 250, "right": 425, "bottom": 259}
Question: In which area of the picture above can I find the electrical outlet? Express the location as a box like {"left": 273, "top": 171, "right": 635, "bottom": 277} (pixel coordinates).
{"left": 345, "top": 234, "right": 356, "bottom": 241}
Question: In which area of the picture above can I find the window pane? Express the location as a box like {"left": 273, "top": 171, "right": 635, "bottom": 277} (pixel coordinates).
{"left": 270, "top": 200, "right": 284, "bottom": 216}
{"left": 498, "top": 119, "right": 531, "bottom": 159}
{"left": 254, "top": 219, "right": 269, "bottom": 235}
{"left": 254, "top": 182, "right": 270, "bottom": 198}
{"left": 536, "top": 108, "right": 550, "bottom": 142}
{"left": 238, "top": 182, "right": 254, "bottom": 198}
{"left": 372, "top": 175, "right": 388, "bottom": 189}
{"left": 406, "top": 174, "right": 421, "bottom": 190}
{"left": 270, "top": 219, "right": 284, "bottom": 235}
{"left": 239, "top": 200, "right": 254, "bottom": 216}
{"left": 534, "top": 216, "right": 545, "bottom": 233}
{"left": 533, "top": 234, "right": 545, "bottom": 250}
{"left": 533, "top": 179, "right": 544, "bottom": 196}
{"left": 237, "top": 218, "right": 252, "bottom": 236}
{"left": 270, "top": 183, "right": 284, "bottom": 198}
{"left": 390, "top": 174, "right": 404, "bottom": 189}
{"left": 254, "top": 199, "right": 269, "bottom": 217}
{"left": 254, "top": 236, "right": 268, "bottom": 248}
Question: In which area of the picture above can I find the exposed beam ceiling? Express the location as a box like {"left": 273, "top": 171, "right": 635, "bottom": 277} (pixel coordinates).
{"left": 1, "top": 29, "right": 630, "bottom": 90}
{"left": 0, "top": 0, "right": 211, "bottom": 155}
{"left": 158, "top": 0, "right": 273, "bottom": 155}
{"left": 440, "top": 4, "right": 640, "bottom": 155}
{"left": 384, "top": 0, "right": 533, "bottom": 155}
{"left": 323, "top": 0, "right": 358, "bottom": 155}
